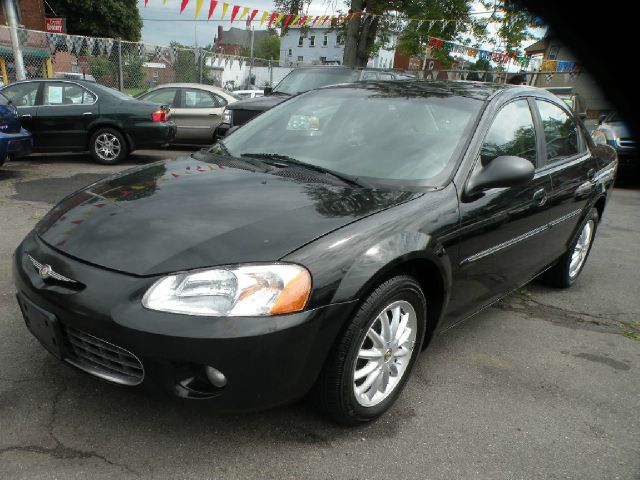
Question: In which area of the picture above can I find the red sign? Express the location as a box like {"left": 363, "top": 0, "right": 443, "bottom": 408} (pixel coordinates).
{"left": 45, "top": 18, "right": 66, "bottom": 33}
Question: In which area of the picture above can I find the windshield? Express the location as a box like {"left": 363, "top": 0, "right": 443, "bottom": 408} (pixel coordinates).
{"left": 219, "top": 86, "right": 482, "bottom": 186}
{"left": 274, "top": 69, "right": 360, "bottom": 95}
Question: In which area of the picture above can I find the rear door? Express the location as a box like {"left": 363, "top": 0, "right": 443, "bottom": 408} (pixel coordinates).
{"left": 533, "top": 98, "right": 598, "bottom": 261}
{"left": 172, "top": 88, "right": 227, "bottom": 142}
{"left": 448, "top": 97, "right": 556, "bottom": 321}
{"left": 35, "top": 82, "right": 99, "bottom": 150}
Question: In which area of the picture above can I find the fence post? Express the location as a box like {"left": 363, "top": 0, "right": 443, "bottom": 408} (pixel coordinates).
{"left": 3, "top": 0, "right": 26, "bottom": 80}
{"left": 269, "top": 58, "right": 273, "bottom": 86}
{"left": 117, "top": 38, "right": 124, "bottom": 91}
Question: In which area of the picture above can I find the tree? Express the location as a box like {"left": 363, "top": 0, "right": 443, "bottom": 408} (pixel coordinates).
{"left": 46, "top": 0, "right": 142, "bottom": 41}
{"left": 171, "top": 43, "right": 199, "bottom": 83}
{"left": 254, "top": 36, "right": 281, "bottom": 61}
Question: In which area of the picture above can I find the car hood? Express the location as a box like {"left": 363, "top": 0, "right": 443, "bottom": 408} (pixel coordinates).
{"left": 36, "top": 157, "right": 418, "bottom": 276}
{"left": 227, "top": 94, "right": 288, "bottom": 112}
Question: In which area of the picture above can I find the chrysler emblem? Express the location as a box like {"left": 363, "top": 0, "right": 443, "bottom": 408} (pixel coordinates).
{"left": 38, "top": 264, "right": 53, "bottom": 279}
{"left": 26, "top": 254, "right": 76, "bottom": 284}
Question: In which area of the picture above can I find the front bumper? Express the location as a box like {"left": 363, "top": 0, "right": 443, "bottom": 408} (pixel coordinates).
{"left": 13, "top": 232, "right": 356, "bottom": 410}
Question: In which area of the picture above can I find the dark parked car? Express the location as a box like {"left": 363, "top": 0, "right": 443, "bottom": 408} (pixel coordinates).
{"left": 592, "top": 112, "right": 636, "bottom": 173}
{"left": 14, "top": 81, "right": 616, "bottom": 425}
{"left": 0, "top": 79, "right": 176, "bottom": 164}
{"left": 215, "top": 66, "right": 413, "bottom": 138}
{"left": 0, "top": 92, "right": 32, "bottom": 168}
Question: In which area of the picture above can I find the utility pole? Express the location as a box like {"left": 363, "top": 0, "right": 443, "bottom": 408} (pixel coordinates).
{"left": 248, "top": 26, "right": 254, "bottom": 88}
{"left": 3, "top": 0, "right": 26, "bottom": 80}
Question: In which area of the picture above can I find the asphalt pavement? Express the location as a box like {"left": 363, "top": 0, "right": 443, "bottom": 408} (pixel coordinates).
{"left": 0, "top": 150, "right": 638, "bottom": 480}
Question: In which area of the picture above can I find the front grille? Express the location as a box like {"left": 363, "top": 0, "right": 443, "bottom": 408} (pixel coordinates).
{"left": 232, "top": 109, "right": 261, "bottom": 126}
{"left": 63, "top": 326, "right": 144, "bottom": 386}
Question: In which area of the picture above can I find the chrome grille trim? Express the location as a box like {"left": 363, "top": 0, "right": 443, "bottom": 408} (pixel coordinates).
{"left": 63, "top": 326, "right": 144, "bottom": 386}
{"left": 26, "top": 254, "right": 76, "bottom": 283}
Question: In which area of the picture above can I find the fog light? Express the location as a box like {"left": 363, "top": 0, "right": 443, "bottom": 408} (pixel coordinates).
{"left": 205, "top": 366, "right": 227, "bottom": 388}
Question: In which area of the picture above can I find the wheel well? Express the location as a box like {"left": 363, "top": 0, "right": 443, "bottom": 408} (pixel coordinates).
{"left": 594, "top": 196, "right": 606, "bottom": 222}
{"left": 87, "top": 125, "right": 131, "bottom": 153}
{"left": 372, "top": 258, "right": 446, "bottom": 348}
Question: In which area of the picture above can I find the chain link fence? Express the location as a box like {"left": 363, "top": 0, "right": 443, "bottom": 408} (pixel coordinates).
{"left": 0, "top": 25, "right": 287, "bottom": 94}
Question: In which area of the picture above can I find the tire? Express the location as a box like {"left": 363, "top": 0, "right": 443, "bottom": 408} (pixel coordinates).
{"left": 543, "top": 208, "right": 599, "bottom": 288}
{"left": 89, "top": 128, "right": 128, "bottom": 165}
{"left": 312, "top": 275, "right": 426, "bottom": 426}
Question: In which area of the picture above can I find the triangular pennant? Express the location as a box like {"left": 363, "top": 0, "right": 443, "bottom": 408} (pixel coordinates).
{"left": 260, "top": 11, "right": 269, "bottom": 26}
{"left": 64, "top": 35, "right": 74, "bottom": 53}
{"left": 230, "top": 5, "right": 240, "bottom": 23}
{"left": 291, "top": 15, "right": 299, "bottom": 26}
{"left": 275, "top": 13, "right": 285, "bottom": 26}
{"left": 221, "top": 2, "right": 229, "bottom": 19}
{"left": 86, "top": 37, "right": 96, "bottom": 55}
{"left": 310, "top": 15, "right": 319, "bottom": 26}
{"left": 194, "top": 0, "right": 204, "bottom": 18}
{"left": 267, "top": 12, "right": 278, "bottom": 28}
{"left": 248, "top": 9, "right": 258, "bottom": 24}
{"left": 207, "top": 0, "right": 218, "bottom": 20}
{"left": 441, "top": 20, "right": 449, "bottom": 32}
{"left": 282, "top": 14, "right": 293, "bottom": 28}
{"left": 238, "top": 57, "right": 244, "bottom": 68}
{"left": 239, "top": 6, "right": 249, "bottom": 20}
{"left": 180, "top": 0, "right": 189, "bottom": 14}
{"left": 298, "top": 15, "right": 307, "bottom": 26}
{"left": 428, "top": 20, "right": 435, "bottom": 31}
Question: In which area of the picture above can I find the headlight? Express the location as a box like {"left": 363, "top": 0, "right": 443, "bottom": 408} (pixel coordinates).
{"left": 222, "top": 108, "right": 232, "bottom": 125}
{"left": 142, "top": 264, "right": 311, "bottom": 316}
{"left": 591, "top": 130, "right": 608, "bottom": 145}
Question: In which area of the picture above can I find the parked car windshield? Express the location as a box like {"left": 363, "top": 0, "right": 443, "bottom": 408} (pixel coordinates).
{"left": 273, "top": 69, "right": 360, "bottom": 95}
{"left": 220, "top": 86, "right": 483, "bottom": 186}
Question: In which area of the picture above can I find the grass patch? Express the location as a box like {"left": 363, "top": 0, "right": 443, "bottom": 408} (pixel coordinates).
{"left": 622, "top": 331, "right": 640, "bottom": 341}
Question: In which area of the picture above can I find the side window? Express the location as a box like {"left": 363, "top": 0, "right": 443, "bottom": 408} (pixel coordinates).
{"left": 141, "top": 88, "right": 178, "bottom": 107}
{"left": 182, "top": 89, "right": 217, "bottom": 108}
{"left": 2, "top": 82, "right": 39, "bottom": 106}
{"left": 212, "top": 94, "right": 228, "bottom": 107}
{"left": 361, "top": 71, "right": 378, "bottom": 80}
{"left": 536, "top": 100, "right": 580, "bottom": 162}
{"left": 43, "top": 83, "right": 96, "bottom": 105}
{"left": 480, "top": 99, "right": 537, "bottom": 166}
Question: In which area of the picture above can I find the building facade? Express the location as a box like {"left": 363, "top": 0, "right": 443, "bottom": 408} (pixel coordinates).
{"left": 280, "top": 26, "right": 396, "bottom": 68}
{"left": 1, "top": 0, "right": 46, "bottom": 31}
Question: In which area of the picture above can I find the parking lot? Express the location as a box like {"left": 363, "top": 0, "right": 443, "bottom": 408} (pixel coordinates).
{"left": 0, "top": 152, "right": 638, "bottom": 479}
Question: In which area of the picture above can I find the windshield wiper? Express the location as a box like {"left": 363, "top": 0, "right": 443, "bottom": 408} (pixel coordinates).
{"left": 241, "top": 153, "right": 368, "bottom": 188}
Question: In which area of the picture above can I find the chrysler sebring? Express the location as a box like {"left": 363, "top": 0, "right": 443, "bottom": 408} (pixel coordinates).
{"left": 13, "top": 81, "right": 617, "bottom": 425}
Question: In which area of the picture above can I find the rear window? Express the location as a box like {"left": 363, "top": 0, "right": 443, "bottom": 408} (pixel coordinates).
{"left": 274, "top": 69, "right": 360, "bottom": 95}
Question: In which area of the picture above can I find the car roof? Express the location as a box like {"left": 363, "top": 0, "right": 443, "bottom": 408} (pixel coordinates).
{"left": 147, "top": 83, "right": 226, "bottom": 90}
{"left": 317, "top": 79, "right": 540, "bottom": 102}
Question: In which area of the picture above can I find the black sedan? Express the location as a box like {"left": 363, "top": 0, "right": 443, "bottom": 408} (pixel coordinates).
{"left": 13, "top": 81, "right": 617, "bottom": 425}
{"left": 0, "top": 79, "right": 176, "bottom": 164}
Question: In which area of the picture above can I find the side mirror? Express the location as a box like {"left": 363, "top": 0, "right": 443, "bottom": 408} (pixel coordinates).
{"left": 598, "top": 114, "right": 607, "bottom": 125}
{"left": 263, "top": 86, "right": 273, "bottom": 96}
{"left": 466, "top": 156, "right": 535, "bottom": 195}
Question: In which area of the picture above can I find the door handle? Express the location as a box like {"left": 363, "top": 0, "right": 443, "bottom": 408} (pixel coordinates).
{"left": 83, "top": 112, "right": 94, "bottom": 116}
{"left": 533, "top": 188, "right": 548, "bottom": 206}
{"left": 20, "top": 114, "right": 32, "bottom": 119}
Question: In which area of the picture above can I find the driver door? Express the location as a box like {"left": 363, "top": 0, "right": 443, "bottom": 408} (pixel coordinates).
{"left": 447, "top": 98, "right": 556, "bottom": 322}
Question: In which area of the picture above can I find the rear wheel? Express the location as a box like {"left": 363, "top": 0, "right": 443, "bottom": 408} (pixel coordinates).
{"left": 90, "top": 128, "right": 128, "bottom": 165}
{"left": 312, "top": 275, "right": 426, "bottom": 426}
{"left": 543, "top": 208, "right": 599, "bottom": 288}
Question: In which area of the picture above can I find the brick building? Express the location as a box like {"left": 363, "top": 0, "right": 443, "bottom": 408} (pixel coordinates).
{"left": 1, "top": 0, "right": 46, "bottom": 30}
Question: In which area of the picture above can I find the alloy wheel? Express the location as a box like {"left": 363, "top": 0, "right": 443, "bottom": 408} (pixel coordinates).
{"left": 569, "top": 219, "right": 594, "bottom": 279}
{"left": 353, "top": 300, "right": 418, "bottom": 408}
{"left": 95, "top": 133, "right": 121, "bottom": 162}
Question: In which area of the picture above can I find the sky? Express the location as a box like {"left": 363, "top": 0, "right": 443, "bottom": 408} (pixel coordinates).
{"left": 138, "top": 0, "right": 545, "bottom": 54}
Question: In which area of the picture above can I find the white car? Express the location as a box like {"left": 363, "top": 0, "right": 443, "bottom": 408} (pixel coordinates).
{"left": 138, "top": 83, "right": 238, "bottom": 144}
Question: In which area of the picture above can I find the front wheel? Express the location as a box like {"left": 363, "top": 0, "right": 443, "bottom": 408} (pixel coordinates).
{"left": 543, "top": 208, "right": 599, "bottom": 288}
{"left": 312, "top": 275, "right": 426, "bottom": 426}
{"left": 90, "top": 128, "right": 128, "bottom": 165}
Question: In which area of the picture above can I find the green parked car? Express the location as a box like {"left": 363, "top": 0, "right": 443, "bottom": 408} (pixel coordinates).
{"left": 0, "top": 79, "right": 176, "bottom": 164}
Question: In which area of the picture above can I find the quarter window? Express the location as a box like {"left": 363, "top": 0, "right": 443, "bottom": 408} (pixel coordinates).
{"left": 480, "top": 99, "right": 537, "bottom": 166}
{"left": 536, "top": 100, "right": 580, "bottom": 162}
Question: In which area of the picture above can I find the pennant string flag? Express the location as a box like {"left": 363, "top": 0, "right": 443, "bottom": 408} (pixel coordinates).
{"left": 208, "top": 0, "right": 218, "bottom": 20}
{"left": 259, "top": 10, "right": 269, "bottom": 26}
{"left": 180, "top": 0, "right": 189, "bottom": 14}
{"left": 283, "top": 14, "right": 293, "bottom": 29}
{"left": 275, "top": 12, "right": 284, "bottom": 26}
{"left": 230, "top": 4, "right": 240, "bottom": 23}
{"left": 239, "top": 6, "right": 249, "bottom": 20}
{"left": 248, "top": 8, "right": 258, "bottom": 24}
{"left": 267, "top": 12, "right": 277, "bottom": 28}
{"left": 221, "top": 2, "right": 229, "bottom": 20}
{"left": 194, "top": 0, "right": 204, "bottom": 18}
